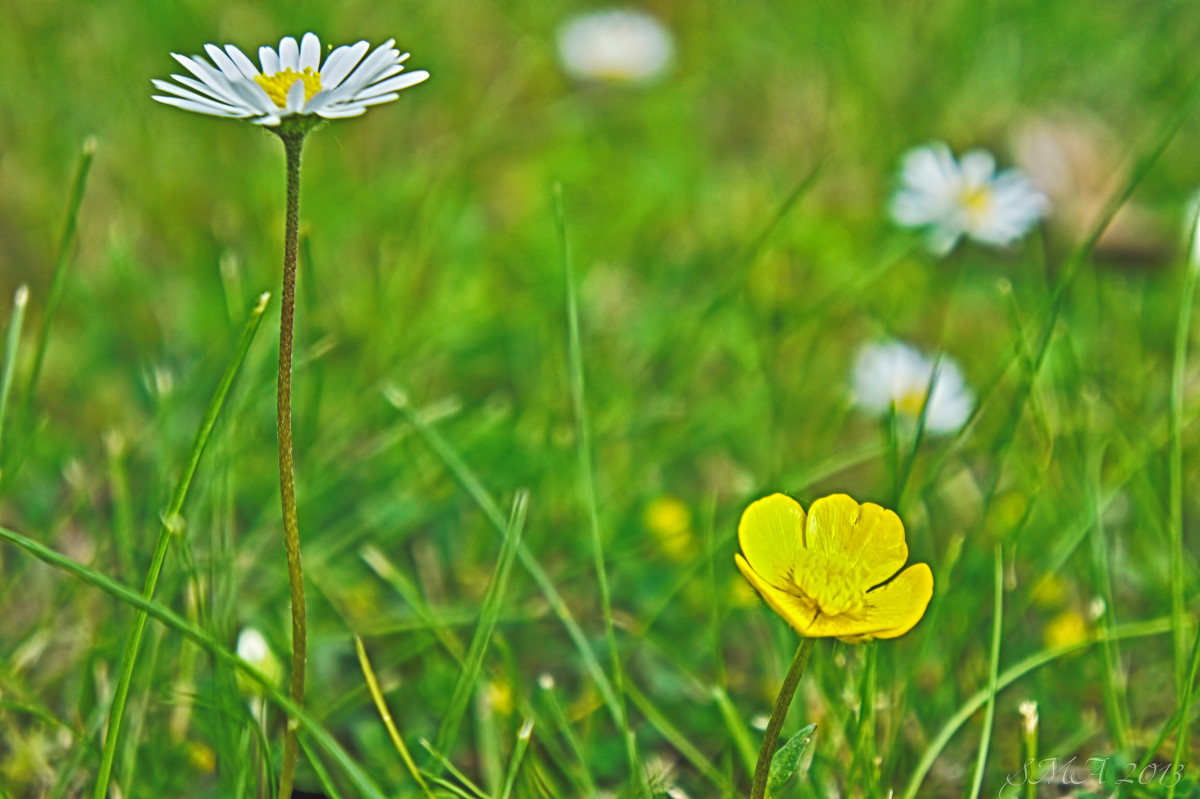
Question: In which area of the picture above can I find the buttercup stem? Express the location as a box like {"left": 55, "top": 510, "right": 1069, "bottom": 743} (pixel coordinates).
{"left": 751, "top": 637, "right": 816, "bottom": 799}
{"left": 276, "top": 131, "right": 308, "bottom": 799}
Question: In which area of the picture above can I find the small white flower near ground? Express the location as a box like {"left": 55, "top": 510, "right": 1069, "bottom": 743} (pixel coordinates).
{"left": 890, "top": 142, "right": 1048, "bottom": 256}
{"left": 557, "top": 9, "right": 673, "bottom": 84}
{"left": 152, "top": 32, "right": 428, "bottom": 126}
{"left": 851, "top": 340, "right": 973, "bottom": 434}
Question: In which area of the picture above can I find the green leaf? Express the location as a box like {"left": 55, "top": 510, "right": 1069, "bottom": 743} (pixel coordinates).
{"left": 766, "top": 723, "right": 816, "bottom": 797}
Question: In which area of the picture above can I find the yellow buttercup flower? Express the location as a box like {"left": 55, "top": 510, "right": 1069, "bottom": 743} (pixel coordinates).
{"left": 735, "top": 493, "right": 933, "bottom": 641}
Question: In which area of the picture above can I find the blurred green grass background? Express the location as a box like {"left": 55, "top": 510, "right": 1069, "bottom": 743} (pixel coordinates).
{"left": 5, "top": 0, "right": 1200, "bottom": 796}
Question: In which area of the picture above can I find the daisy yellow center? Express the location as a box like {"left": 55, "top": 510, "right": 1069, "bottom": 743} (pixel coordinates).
{"left": 959, "top": 184, "right": 993, "bottom": 221}
{"left": 794, "top": 550, "right": 867, "bottom": 617}
{"left": 896, "top": 388, "right": 928, "bottom": 418}
{"left": 254, "top": 67, "right": 322, "bottom": 108}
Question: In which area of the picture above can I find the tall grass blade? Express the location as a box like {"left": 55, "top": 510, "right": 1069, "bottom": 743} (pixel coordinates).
{"left": 498, "top": 718, "right": 535, "bottom": 799}
{"left": 383, "top": 386, "right": 623, "bottom": 726}
{"left": 1168, "top": 622, "right": 1200, "bottom": 799}
{"left": 626, "top": 680, "right": 736, "bottom": 796}
{"left": 900, "top": 616, "right": 1172, "bottom": 799}
{"left": 24, "top": 137, "right": 96, "bottom": 417}
{"left": 93, "top": 292, "right": 271, "bottom": 799}
{"left": 555, "top": 184, "right": 648, "bottom": 798}
{"left": 1170, "top": 204, "right": 1200, "bottom": 695}
{"left": 418, "top": 738, "right": 490, "bottom": 799}
{"left": 967, "top": 545, "right": 1004, "bottom": 799}
{"left": 0, "top": 285, "right": 29, "bottom": 463}
{"left": 432, "top": 491, "right": 528, "bottom": 767}
{"left": 0, "top": 522, "right": 388, "bottom": 799}
{"left": 354, "top": 635, "right": 435, "bottom": 798}
{"left": 297, "top": 734, "right": 346, "bottom": 799}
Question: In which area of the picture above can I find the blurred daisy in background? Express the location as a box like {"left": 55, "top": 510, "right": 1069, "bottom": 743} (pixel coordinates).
{"left": 890, "top": 142, "right": 1048, "bottom": 255}
{"left": 852, "top": 340, "right": 973, "bottom": 434}
{"left": 152, "top": 32, "right": 428, "bottom": 126}
{"left": 557, "top": 9, "right": 673, "bottom": 84}
{"left": 235, "top": 627, "right": 282, "bottom": 723}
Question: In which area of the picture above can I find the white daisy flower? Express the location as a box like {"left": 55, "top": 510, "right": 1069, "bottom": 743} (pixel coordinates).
{"left": 851, "top": 340, "right": 973, "bottom": 434}
{"left": 235, "top": 628, "right": 283, "bottom": 688}
{"left": 557, "top": 9, "right": 673, "bottom": 84}
{"left": 152, "top": 32, "right": 429, "bottom": 126}
{"left": 890, "top": 143, "right": 1048, "bottom": 256}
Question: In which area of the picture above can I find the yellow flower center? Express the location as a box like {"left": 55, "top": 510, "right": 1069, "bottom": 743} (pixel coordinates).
{"left": 254, "top": 67, "right": 322, "bottom": 108}
{"left": 896, "top": 389, "right": 928, "bottom": 418}
{"left": 960, "top": 184, "right": 993, "bottom": 222}
{"left": 794, "top": 550, "right": 867, "bottom": 617}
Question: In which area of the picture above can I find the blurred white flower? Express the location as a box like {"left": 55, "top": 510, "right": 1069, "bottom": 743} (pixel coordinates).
{"left": 236, "top": 628, "right": 283, "bottom": 688}
{"left": 890, "top": 143, "right": 1048, "bottom": 256}
{"left": 557, "top": 9, "right": 673, "bottom": 84}
{"left": 153, "top": 32, "right": 428, "bottom": 126}
{"left": 852, "top": 341, "right": 973, "bottom": 434}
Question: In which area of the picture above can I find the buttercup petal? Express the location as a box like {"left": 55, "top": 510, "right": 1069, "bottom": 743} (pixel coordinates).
{"left": 735, "top": 554, "right": 819, "bottom": 635}
{"left": 738, "top": 493, "right": 806, "bottom": 589}
{"left": 857, "top": 563, "right": 934, "bottom": 639}
{"left": 805, "top": 495, "right": 907, "bottom": 588}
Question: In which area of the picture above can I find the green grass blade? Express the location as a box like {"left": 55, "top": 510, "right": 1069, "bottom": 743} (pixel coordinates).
{"left": 0, "top": 285, "right": 29, "bottom": 462}
{"left": 498, "top": 718, "right": 535, "bottom": 799}
{"left": 433, "top": 490, "right": 528, "bottom": 766}
{"left": 297, "top": 733, "right": 346, "bottom": 799}
{"left": 0, "top": 522, "right": 388, "bottom": 799}
{"left": 94, "top": 292, "right": 271, "bottom": 799}
{"left": 1088, "top": 441, "right": 1131, "bottom": 749}
{"left": 1170, "top": 205, "right": 1200, "bottom": 694}
{"left": 626, "top": 680, "right": 736, "bottom": 796}
{"left": 555, "top": 184, "right": 647, "bottom": 798}
{"left": 711, "top": 685, "right": 757, "bottom": 779}
{"left": 354, "top": 635, "right": 436, "bottom": 798}
{"left": 900, "top": 616, "right": 1173, "bottom": 799}
{"left": 383, "top": 386, "right": 624, "bottom": 727}
{"left": 361, "top": 544, "right": 465, "bottom": 663}
{"left": 1168, "top": 622, "right": 1200, "bottom": 799}
{"left": 536, "top": 675, "right": 599, "bottom": 797}
{"left": 419, "top": 738, "right": 490, "bottom": 799}
{"left": 23, "top": 136, "right": 96, "bottom": 418}
{"left": 967, "top": 545, "right": 1004, "bottom": 799}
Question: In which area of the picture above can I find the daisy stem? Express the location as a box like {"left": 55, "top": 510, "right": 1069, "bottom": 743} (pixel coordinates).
{"left": 750, "top": 637, "right": 815, "bottom": 799}
{"left": 276, "top": 131, "right": 308, "bottom": 799}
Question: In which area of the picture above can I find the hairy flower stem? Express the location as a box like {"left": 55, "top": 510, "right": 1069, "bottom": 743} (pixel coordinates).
{"left": 751, "top": 638, "right": 816, "bottom": 799}
{"left": 276, "top": 131, "right": 308, "bottom": 799}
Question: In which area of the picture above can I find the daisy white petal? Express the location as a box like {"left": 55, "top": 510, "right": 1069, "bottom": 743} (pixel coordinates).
{"left": 317, "top": 105, "right": 368, "bottom": 119}
{"left": 170, "top": 53, "right": 242, "bottom": 105}
{"left": 319, "top": 42, "right": 370, "bottom": 89}
{"left": 353, "top": 71, "right": 428, "bottom": 100}
{"left": 278, "top": 36, "right": 300, "bottom": 71}
{"left": 254, "top": 114, "right": 282, "bottom": 126}
{"left": 205, "top": 44, "right": 244, "bottom": 80}
{"left": 339, "top": 40, "right": 399, "bottom": 96}
{"left": 151, "top": 79, "right": 246, "bottom": 114}
{"left": 355, "top": 93, "right": 402, "bottom": 107}
{"left": 168, "top": 73, "right": 233, "bottom": 103}
{"left": 224, "top": 44, "right": 260, "bottom": 78}
{"left": 299, "top": 32, "right": 321, "bottom": 71}
{"left": 153, "top": 95, "right": 244, "bottom": 117}
{"left": 959, "top": 150, "right": 996, "bottom": 185}
{"left": 259, "top": 46, "right": 280, "bottom": 74}
{"left": 229, "top": 79, "right": 277, "bottom": 115}
{"left": 285, "top": 78, "right": 307, "bottom": 113}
